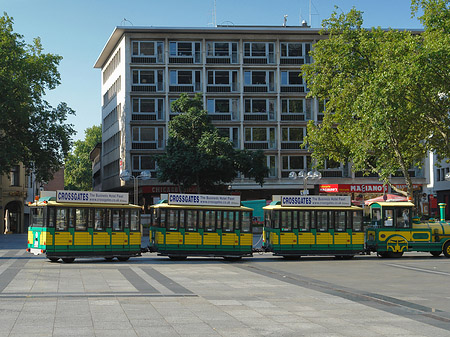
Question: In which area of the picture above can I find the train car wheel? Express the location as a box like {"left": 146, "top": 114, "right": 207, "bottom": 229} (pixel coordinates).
{"left": 118, "top": 256, "right": 130, "bottom": 262}
{"left": 430, "top": 251, "right": 442, "bottom": 257}
{"left": 104, "top": 257, "right": 114, "bottom": 262}
{"left": 48, "top": 257, "right": 60, "bottom": 262}
{"left": 389, "top": 252, "right": 403, "bottom": 258}
{"left": 283, "top": 255, "right": 301, "bottom": 260}
{"left": 223, "top": 256, "right": 242, "bottom": 261}
{"left": 378, "top": 252, "right": 390, "bottom": 258}
{"left": 443, "top": 241, "right": 450, "bottom": 258}
{"left": 62, "top": 258, "right": 75, "bottom": 263}
{"left": 168, "top": 255, "right": 187, "bottom": 261}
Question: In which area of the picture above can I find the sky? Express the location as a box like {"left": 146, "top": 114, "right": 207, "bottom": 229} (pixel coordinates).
{"left": 1, "top": 0, "right": 423, "bottom": 142}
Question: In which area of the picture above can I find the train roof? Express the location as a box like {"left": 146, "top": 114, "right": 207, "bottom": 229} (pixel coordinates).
{"left": 263, "top": 204, "right": 362, "bottom": 211}
{"left": 150, "top": 202, "right": 253, "bottom": 211}
{"left": 369, "top": 202, "right": 415, "bottom": 207}
{"left": 28, "top": 200, "right": 141, "bottom": 209}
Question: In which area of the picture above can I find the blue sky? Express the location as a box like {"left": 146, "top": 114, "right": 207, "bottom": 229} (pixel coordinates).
{"left": 1, "top": 0, "right": 422, "bottom": 141}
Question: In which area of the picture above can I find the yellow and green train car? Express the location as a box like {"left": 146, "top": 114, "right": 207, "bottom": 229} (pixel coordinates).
{"left": 149, "top": 194, "right": 253, "bottom": 260}
{"left": 366, "top": 201, "right": 450, "bottom": 257}
{"left": 26, "top": 191, "right": 142, "bottom": 263}
{"left": 263, "top": 196, "right": 364, "bottom": 258}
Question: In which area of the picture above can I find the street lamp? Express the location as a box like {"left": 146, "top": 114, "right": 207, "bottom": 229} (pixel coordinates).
{"left": 289, "top": 170, "right": 322, "bottom": 195}
{"left": 119, "top": 170, "right": 151, "bottom": 205}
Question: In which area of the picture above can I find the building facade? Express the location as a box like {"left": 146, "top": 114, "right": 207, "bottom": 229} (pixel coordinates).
{"left": 0, "top": 164, "right": 27, "bottom": 234}
{"left": 94, "top": 26, "right": 426, "bottom": 206}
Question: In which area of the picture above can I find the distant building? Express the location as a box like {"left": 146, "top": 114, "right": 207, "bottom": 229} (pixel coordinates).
{"left": 94, "top": 25, "right": 426, "bottom": 207}
{"left": 0, "top": 164, "right": 27, "bottom": 234}
{"left": 90, "top": 143, "right": 102, "bottom": 191}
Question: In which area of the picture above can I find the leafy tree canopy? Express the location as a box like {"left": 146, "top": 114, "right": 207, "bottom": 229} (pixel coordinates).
{"left": 64, "top": 125, "right": 102, "bottom": 191}
{"left": 302, "top": 1, "right": 450, "bottom": 199}
{"left": 155, "top": 93, "right": 268, "bottom": 193}
{"left": 0, "top": 13, "right": 75, "bottom": 182}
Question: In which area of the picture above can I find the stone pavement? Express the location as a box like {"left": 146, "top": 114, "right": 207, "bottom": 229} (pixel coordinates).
{"left": 1, "top": 234, "right": 450, "bottom": 336}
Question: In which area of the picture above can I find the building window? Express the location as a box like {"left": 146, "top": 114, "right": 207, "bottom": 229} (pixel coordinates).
{"left": 10, "top": 165, "right": 20, "bottom": 186}
{"left": 244, "top": 99, "right": 276, "bottom": 120}
{"left": 267, "top": 155, "right": 277, "bottom": 178}
{"left": 132, "top": 41, "right": 163, "bottom": 61}
{"left": 133, "top": 70, "right": 154, "bottom": 84}
{"left": 217, "top": 127, "right": 240, "bottom": 148}
{"left": 132, "top": 98, "right": 164, "bottom": 120}
{"left": 132, "top": 127, "right": 165, "bottom": 149}
{"left": 132, "top": 155, "right": 157, "bottom": 172}
{"left": 169, "top": 70, "right": 201, "bottom": 91}
{"left": 206, "top": 41, "right": 238, "bottom": 62}
{"left": 208, "top": 71, "right": 230, "bottom": 85}
{"left": 282, "top": 127, "right": 304, "bottom": 142}
{"left": 282, "top": 156, "right": 310, "bottom": 172}
{"left": 169, "top": 41, "right": 201, "bottom": 62}
{"left": 281, "top": 71, "right": 302, "bottom": 85}
{"left": 280, "top": 42, "right": 302, "bottom": 57}
{"left": 245, "top": 127, "right": 276, "bottom": 146}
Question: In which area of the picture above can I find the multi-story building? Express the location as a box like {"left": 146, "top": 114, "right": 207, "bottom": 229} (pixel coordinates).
{"left": 94, "top": 25, "right": 426, "bottom": 206}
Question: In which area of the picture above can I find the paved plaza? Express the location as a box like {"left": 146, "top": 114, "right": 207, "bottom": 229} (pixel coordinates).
{"left": 1, "top": 234, "right": 450, "bottom": 336}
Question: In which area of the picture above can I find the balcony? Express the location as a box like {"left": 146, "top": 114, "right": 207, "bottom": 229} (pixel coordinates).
{"left": 281, "top": 113, "right": 305, "bottom": 121}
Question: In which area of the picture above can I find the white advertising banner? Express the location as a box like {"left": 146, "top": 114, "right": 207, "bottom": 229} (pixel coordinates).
{"left": 56, "top": 190, "right": 129, "bottom": 204}
{"left": 281, "top": 195, "right": 351, "bottom": 207}
{"left": 168, "top": 193, "right": 241, "bottom": 207}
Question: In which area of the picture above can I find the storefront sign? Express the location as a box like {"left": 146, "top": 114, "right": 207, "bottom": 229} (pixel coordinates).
{"left": 393, "top": 184, "right": 422, "bottom": 191}
{"left": 319, "top": 184, "right": 388, "bottom": 193}
{"left": 168, "top": 193, "right": 241, "bottom": 207}
{"left": 56, "top": 190, "right": 129, "bottom": 204}
{"left": 142, "top": 186, "right": 197, "bottom": 194}
{"left": 281, "top": 195, "right": 351, "bottom": 207}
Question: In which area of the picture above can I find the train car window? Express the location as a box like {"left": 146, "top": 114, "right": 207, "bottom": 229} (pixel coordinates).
{"left": 56, "top": 208, "right": 68, "bottom": 231}
{"left": 87, "top": 209, "right": 94, "bottom": 229}
{"left": 352, "top": 211, "right": 363, "bottom": 231}
{"left": 281, "top": 211, "right": 292, "bottom": 231}
{"left": 179, "top": 210, "right": 186, "bottom": 230}
{"left": 298, "top": 211, "right": 310, "bottom": 231}
{"left": 316, "top": 211, "right": 328, "bottom": 231}
{"left": 205, "top": 210, "right": 216, "bottom": 232}
{"left": 384, "top": 209, "right": 394, "bottom": 227}
{"left": 273, "top": 211, "right": 280, "bottom": 229}
{"left": 94, "top": 209, "right": 104, "bottom": 230}
{"left": 159, "top": 209, "right": 166, "bottom": 229}
{"left": 31, "top": 208, "right": 45, "bottom": 227}
{"left": 112, "top": 209, "right": 123, "bottom": 231}
{"left": 242, "top": 211, "right": 251, "bottom": 233}
{"left": 124, "top": 209, "right": 130, "bottom": 229}
{"left": 105, "top": 209, "right": 112, "bottom": 228}
{"left": 335, "top": 211, "right": 346, "bottom": 231}
{"left": 47, "top": 207, "right": 55, "bottom": 228}
{"left": 216, "top": 211, "right": 222, "bottom": 230}
{"left": 396, "top": 208, "right": 410, "bottom": 228}
{"left": 75, "top": 208, "right": 88, "bottom": 231}
{"left": 198, "top": 211, "right": 204, "bottom": 230}
{"left": 371, "top": 208, "right": 381, "bottom": 227}
{"left": 186, "top": 210, "right": 197, "bottom": 231}
{"left": 69, "top": 208, "right": 75, "bottom": 228}
{"left": 292, "top": 211, "right": 298, "bottom": 229}
{"left": 264, "top": 210, "right": 272, "bottom": 229}
{"left": 130, "top": 210, "right": 140, "bottom": 231}
{"left": 167, "top": 209, "right": 178, "bottom": 231}
{"left": 223, "top": 211, "right": 234, "bottom": 232}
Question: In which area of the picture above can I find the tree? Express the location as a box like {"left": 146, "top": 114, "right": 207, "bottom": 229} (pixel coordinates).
{"left": 0, "top": 13, "right": 75, "bottom": 182}
{"left": 65, "top": 125, "right": 102, "bottom": 191}
{"left": 155, "top": 93, "right": 268, "bottom": 193}
{"left": 302, "top": 4, "right": 450, "bottom": 200}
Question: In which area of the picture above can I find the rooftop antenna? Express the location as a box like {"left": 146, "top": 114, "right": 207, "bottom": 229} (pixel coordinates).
{"left": 121, "top": 18, "right": 133, "bottom": 26}
{"left": 208, "top": 0, "right": 217, "bottom": 27}
{"left": 308, "top": 0, "right": 320, "bottom": 27}
{"left": 283, "top": 14, "right": 288, "bottom": 27}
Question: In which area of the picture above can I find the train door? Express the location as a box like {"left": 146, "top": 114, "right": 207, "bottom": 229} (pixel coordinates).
{"left": 333, "top": 210, "right": 350, "bottom": 248}
{"left": 54, "top": 207, "right": 72, "bottom": 253}
{"left": 184, "top": 209, "right": 201, "bottom": 247}
{"left": 316, "top": 211, "right": 332, "bottom": 249}
{"left": 203, "top": 210, "right": 220, "bottom": 246}
{"left": 297, "top": 210, "right": 313, "bottom": 249}
{"left": 93, "top": 208, "right": 110, "bottom": 252}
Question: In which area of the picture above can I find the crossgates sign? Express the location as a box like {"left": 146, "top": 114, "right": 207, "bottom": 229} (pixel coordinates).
{"left": 56, "top": 190, "right": 129, "bottom": 204}
{"left": 168, "top": 193, "right": 241, "bottom": 207}
{"left": 281, "top": 195, "right": 351, "bottom": 207}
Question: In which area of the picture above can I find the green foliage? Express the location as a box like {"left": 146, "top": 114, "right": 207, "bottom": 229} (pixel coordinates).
{"left": 0, "top": 13, "right": 76, "bottom": 182}
{"left": 155, "top": 94, "right": 268, "bottom": 193}
{"left": 64, "top": 125, "right": 102, "bottom": 191}
{"left": 302, "top": 5, "right": 448, "bottom": 199}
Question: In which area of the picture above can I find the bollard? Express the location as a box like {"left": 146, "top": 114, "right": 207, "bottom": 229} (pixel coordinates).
{"left": 438, "top": 203, "right": 447, "bottom": 222}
